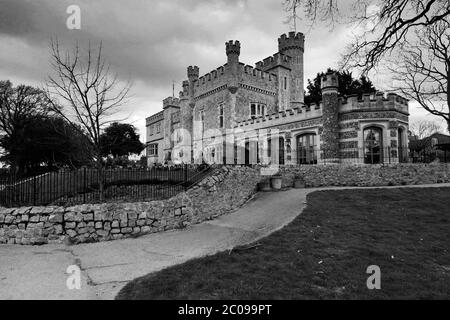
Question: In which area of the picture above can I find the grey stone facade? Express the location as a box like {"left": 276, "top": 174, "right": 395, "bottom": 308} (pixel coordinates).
{"left": 146, "top": 32, "right": 410, "bottom": 166}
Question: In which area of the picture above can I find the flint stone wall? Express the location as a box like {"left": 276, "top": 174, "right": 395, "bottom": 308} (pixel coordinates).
{"left": 0, "top": 166, "right": 261, "bottom": 245}
{"left": 278, "top": 163, "right": 450, "bottom": 188}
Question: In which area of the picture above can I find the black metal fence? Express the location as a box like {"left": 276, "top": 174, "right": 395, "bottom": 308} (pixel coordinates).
{"left": 410, "top": 149, "right": 450, "bottom": 164}
{"left": 0, "top": 165, "right": 211, "bottom": 208}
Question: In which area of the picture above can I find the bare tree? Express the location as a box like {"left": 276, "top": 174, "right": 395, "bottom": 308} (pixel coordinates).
{"left": 391, "top": 19, "right": 449, "bottom": 133}
{"left": 283, "top": 0, "right": 450, "bottom": 72}
{"left": 410, "top": 119, "right": 443, "bottom": 139}
{"left": 46, "top": 39, "right": 131, "bottom": 199}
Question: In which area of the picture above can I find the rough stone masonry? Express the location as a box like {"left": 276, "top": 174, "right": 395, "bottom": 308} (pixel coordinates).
{"left": 1, "top": 163, "right": 450, "bottom": 246}
{"left": 0, "top": 166, "right": 261, "bottom": 245}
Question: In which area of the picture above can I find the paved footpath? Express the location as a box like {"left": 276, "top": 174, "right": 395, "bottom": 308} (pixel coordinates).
{"left": 1, "top": 183, "right": 449, "bottom": 300}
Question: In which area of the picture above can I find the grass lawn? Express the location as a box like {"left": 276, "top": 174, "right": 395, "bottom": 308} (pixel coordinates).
{"left": 117, "top": 187, "right": 450, "bottom": 300}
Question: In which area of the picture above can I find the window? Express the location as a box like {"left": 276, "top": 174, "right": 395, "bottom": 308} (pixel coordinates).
{"left": 149, "top": 125, "right": 154, "bottom": 136}
{"left": 200, "top": 110, "right": 205, "bottom": 132}
{"left": 250, "top": 103, "right": 266, "bottom": 118}
{"left": 284, "top": 77, "right": 287, "bottom": 90}
{"left": 148, "top": 144, "right": 158, "bottom": 156}
{"left": 297, "top": 134, "right": 317, "bottom": 165}
{"left": 364, "top": 127, "right": 383, "bottom": 164}
{"left": 156, "top": 123, "right": 161, "bottom": 134}
{"left": 219, "top": 103, "right": 224, "bottom": 128}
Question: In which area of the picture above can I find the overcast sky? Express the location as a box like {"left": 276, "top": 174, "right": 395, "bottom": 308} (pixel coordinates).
{"left": 0, "top": 0, "right": 443, "bottom": 141}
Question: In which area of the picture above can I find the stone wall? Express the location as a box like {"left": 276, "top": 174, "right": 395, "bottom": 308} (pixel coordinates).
{"left": 0, "top": 166, "right": 261, "bottom": 245}
{"left": 278, "top": 163, "right": 450, "bottom": 188}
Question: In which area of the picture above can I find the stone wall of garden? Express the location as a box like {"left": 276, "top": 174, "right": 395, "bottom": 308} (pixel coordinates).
{"left": 278, "top": 163, "right": 450, "bottom": 188}
{"left": 0, "top": 166, "right": 261, "bottom": 245}
{"left": 2, "top": 163, "right": 449, "bottom": 246}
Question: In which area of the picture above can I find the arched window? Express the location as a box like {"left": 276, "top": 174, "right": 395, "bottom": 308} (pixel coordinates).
{"left": 297, "top": 134, "right": 317, "bottom": 165}
{"left": 364, "top": 127, "right": 383, "bottom": 164}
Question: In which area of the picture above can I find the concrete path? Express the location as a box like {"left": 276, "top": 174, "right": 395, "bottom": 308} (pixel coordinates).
{"left": 1, "top": 183, "right": 449, "bottom": 300}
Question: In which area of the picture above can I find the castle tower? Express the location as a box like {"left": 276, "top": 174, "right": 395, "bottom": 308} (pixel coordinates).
{"left": 187, "top": 66, "right": 199, "bottom": 101}
{"left": 278, "top": 32, "right": 305, "bottom": 107}
{"left": 185, "top": 67, "right": 199, "bottom": 162}
{"left": 226, "top": 41, "right": 240, "bottom": 94}
{"left": 226, "top": 40, "right": 240, "bottom": 66}
{"left": 321, "top": 71, "right": 340, "bottom": 163}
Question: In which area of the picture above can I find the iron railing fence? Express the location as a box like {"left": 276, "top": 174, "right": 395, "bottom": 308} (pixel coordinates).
{"left": 0, "top": 165, "right": 211, "bottom": 208}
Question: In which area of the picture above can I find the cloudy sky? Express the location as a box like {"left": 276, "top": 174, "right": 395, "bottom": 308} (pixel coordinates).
{"left": 0, "top": 0, "right": 442, "bottom": 141}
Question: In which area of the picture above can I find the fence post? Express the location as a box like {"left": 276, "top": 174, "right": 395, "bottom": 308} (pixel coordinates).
{"left": 33, "top": 175, "right": 37, "bottom": 206}
{"left": 184, "top": 164, "right": 188, "bottom": 191}
{"left": 83, "top": 167, "right": 87, "bottom": 204}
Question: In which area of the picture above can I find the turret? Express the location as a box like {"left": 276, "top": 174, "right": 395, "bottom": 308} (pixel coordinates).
{"left": 321, "top": 71, "right": 339, "bottom": 94}
{"left": 321, "top": 71, "right": 340, "bottom": 163}
{"left": 187, "top": 66, "right": 199, "bottom": 100}
{"left": 187, "top": 66, "right": 199, "bottom": 82}
{"left": 278, "top": 32, "right": 305, "bottom": 106}
{"left": 180, "top": 80, "right": 189, "bottom": 100}
{"left": 278, "top": 32, "right": 305, "bottom": 53}
{"left": 226, "top": 40, "right": 240, "bottom": 65}
{"left": 226, "top": 40, "right": 240, "bottom": 93}
{"left": 163, "top": 97, "right": 180, "bottom": 110}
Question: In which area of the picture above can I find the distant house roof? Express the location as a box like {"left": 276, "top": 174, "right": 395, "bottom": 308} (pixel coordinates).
{"left": 409, "top": 132, "right": 450, "bottom": 151}
{"left": 431, "top": 133, "right": 450, "bottom": 146}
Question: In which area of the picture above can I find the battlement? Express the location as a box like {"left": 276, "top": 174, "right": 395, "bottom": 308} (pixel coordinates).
{"left": 242, "top": 64, "right": 277, "bottom": 81}
{"left": 163, "top": 97, "right": 180, "bottom": 109}
{"left": 226, "top": 40, "right": 241, "bottom": 56}
{"left": 195, "top": 65, "right": 226, "bottom": 87}
{"left": 321, "top": 72, "right": 339, "bottom": 91}
{"left": 187, "top": 66, "right": 199, "bottom": 80}
{"left": 235, "top": 103, "right": 322, "bottom": 128}
{"left": 146, "top": 111, "right": 164, "bottom": 126}
{"left": 340, "top": 92, "right": 409, "bottom": 114}
{"left": 255, "top": 52, "right": 292, "bottom": 71}
{"left": 278, "top": 32, "right": 305, "bottom": 53}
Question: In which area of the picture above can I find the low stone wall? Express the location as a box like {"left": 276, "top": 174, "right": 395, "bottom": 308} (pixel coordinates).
{"left": 0, "top": 166, "right": 261, "bottom": 245}
{"left": 278, "top": 163, "right": 450, "bottom": 188}
{"left": 3, "top": 163, "right": 449, "bottom": 245}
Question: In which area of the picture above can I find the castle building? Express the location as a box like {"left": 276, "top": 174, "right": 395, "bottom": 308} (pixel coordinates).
{"left": 146, "top": 32, "right": 410, "bottom": 166}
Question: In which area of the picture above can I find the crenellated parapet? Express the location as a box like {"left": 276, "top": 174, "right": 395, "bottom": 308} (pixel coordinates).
{"left": 339, "top": 92, "right": 409, "bottom": 114}
{"left": 146, "top": 111, "right": 164, "bottom": 126}
{"left": 321, "top": 72, "right": 339, "bottom": 92}
{"left": 278, "top": 32, "right": 305, "bottom": 53}
{"left": 255, "top": 52, "right": 292, "bottom": 71}
{"left": 197, "top": 66, "right": 224, "bottom": 85}
{"left": 163, "top": 97, "right": 180, "bottom": 109}
{"left": 242, "top": 64, "right": 277, "bottom": 81}
{"left": 235, "top": 103, "right": 322, "bottom": 128}
{"left": 187, "top": 66, "right": 200, "bottom": 80}
{"left": 226, "top": 40, "right": 241, "bottom": 56}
